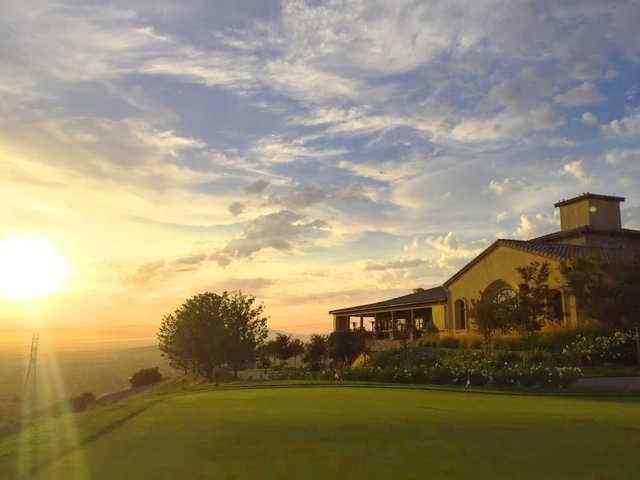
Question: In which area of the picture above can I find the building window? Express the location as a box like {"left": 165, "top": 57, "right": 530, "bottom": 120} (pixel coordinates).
{"left": 454, "top": 299, "right": 466, "bottom": 330}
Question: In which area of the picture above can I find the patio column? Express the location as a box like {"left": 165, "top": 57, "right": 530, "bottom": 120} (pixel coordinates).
{"left": 390, "top": 311, "right": 396, "bottom": 340}
{"left": 409, "top": 309, "right": 415, "bottom": 340}
{"left": 360, "top": 316, "right": 364, "bottom": 330}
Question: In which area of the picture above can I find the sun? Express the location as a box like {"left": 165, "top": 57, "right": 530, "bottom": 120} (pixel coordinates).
{"left": 0, "top": 236, "right": 69, "bottom": 300}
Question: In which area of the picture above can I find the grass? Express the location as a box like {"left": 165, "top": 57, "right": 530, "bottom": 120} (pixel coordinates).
{"left": 1, "top": 382, "right": 639, "bottom": 479}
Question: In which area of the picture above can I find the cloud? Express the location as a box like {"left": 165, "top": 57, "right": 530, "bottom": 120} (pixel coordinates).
{"left": 339, "top": 184, "right": 373, "bottom": 203}
{"left": 602, "top": 109, "right": 640, "bottom": 137}
{"left": 513, "top": 213, "right": 558, "bottom": 239}
{"left": 581, "top": 112, "right": 598, "bottom": 125}
{"left": 250, "top": 135, "right": 347, "bottom": 165}
{"left": 364, "top": 258, "right": 429, "bottom": 271}
{"left": 228, "top": 201, "right": 246, "bottom": 216}
{"left": 553, "top": 82, "right": 602, "bottom": 107}
{"left": 170, "top": 254, "right": 208, "bottom": 271}
{"left": 243, "top": 180, "right": 270, "bottom": 194}
{"left": 208, "top": 277, "right": 275, "bottom": 293}
{"left": 605, "top": 148, "right": 640, "bottom": 167}
{"left": 426, "top": 232, "right": 459, "bottom": 251}
{"left": 129, "top": 260, "right": 166, "bottom": 285}
{"left": 488, "top": 178, "right": 527, "bottom": 195}
{"left": 266, "top": 184, "right": 327, "bottom": 209}
{"left": 214, "top": 210, "right": 329, "bottom": 265}
{"left": 561, "top": 157, "right": 592, "bottom": 184}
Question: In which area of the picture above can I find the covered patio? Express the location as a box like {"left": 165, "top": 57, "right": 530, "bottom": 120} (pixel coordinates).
{"left": 329, "top": 287, "right": 448, "bottom": 340}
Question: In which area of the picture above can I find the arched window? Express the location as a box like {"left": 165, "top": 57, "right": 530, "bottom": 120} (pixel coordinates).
{"left": 550, "top": 290, "right": 563, "bottom": 322}
{"left": 494, "top": 287, "right": 517, "bottom": 308}
{"left": 454, "top": 299, "right": 466, "bottom": 330}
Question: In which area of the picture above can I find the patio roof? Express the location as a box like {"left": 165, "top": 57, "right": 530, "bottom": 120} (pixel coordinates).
{"left": 329, "top": 286, "right": 447, "bottom": 316}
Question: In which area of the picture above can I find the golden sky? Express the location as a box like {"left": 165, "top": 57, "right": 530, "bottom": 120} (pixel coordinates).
{"left": 2, "top": 1, "right": 639, "bottom": 340}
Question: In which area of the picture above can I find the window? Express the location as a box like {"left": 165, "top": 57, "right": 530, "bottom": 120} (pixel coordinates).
{"left": 494, "top": 287, "right": 517, "bottom": 307}
{"left": 454, "top": 299, "right": 466, "bottom": 330}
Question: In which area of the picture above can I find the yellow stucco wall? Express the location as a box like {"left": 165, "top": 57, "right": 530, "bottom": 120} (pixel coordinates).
{"left": 558, "top": 198, "right": 622, "bottom": 231}
{"left": 589, "top": 198, "right": 622, "bottom": 230}
{"left": 559, "top": 199, "right": 590, "bottom": 231}
{"left": 432, "top": 304, "right": 446, "bottom": 331}
{"left": 445, "top": 244, "right": 578, "bottom": 333}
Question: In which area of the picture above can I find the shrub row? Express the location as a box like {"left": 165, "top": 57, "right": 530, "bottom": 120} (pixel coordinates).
{"left": 340, "top": 363, "right": 582, "bottom": 388}
{"left": 561, "top": 331, "right": 636, "bottom": 366}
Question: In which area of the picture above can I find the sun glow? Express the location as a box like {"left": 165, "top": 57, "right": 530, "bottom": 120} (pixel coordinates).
{"left": 0, "top": 236, "right": 69, "bottom": 300}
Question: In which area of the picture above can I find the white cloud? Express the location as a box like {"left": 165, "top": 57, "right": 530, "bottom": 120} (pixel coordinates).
{"left": 488, "top": 177, "right": 529, "bottom": 195}
{"left": 605, "top": 148, "right": 640, "bottom": 167}
{"left": 513, "top": 213, "right": 557, "bottom": 239}
{"left": 553, "top": 82, "right": 602, "bottom": 107}
{"left": 602, "top": 110, "right": 640, "bottom": 137}
{"left": 580, "top": 112, "right": 598, "bottom": 125}
{"left": 250, "top": 135, "right": 347, "bottom": 165}
{"left": 561, "top": 157, "right": 592, "bottom": 184}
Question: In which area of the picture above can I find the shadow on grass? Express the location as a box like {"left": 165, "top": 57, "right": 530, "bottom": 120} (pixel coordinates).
{"left": 27, "top": 398, "right": 164, "bottom": 477}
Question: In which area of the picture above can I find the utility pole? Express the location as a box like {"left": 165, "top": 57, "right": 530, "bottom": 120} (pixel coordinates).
{"left": 23, "top": 332, "right": 39, "bottom": 408}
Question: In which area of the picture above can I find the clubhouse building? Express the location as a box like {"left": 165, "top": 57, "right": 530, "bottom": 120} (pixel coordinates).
{"left": 330, "top": 193, "right": 640, "bottom": 340}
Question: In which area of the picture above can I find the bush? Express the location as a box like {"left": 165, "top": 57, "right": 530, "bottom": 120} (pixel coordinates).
{"left": 438, "top": 336, "right": 461, "bottom": 349}
{"left": 338, "top": 349, "right": 582, "bottom": 389}
{"left": 562, "top": 331, "right": 635, "bottom": 366}
{"left": 69, "top": 392, "right": 96, "bottom": 412}
{"left": 129, "top": 367, "right": 163, "bottom": 388}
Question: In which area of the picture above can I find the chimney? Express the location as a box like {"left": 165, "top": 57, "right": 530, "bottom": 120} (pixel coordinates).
{"left": 554, "top": 193, "right": 624, "bottom": 232}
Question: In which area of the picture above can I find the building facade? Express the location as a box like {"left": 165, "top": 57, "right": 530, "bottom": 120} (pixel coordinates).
{"left": 330, "top": 193, "right": 640, "bottom": 339}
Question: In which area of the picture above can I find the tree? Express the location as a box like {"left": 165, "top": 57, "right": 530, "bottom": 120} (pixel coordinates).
{"left": 561, "top": 254, "right": 640, "bottom": 363}
{"left": 256, "top": 344, "right": 272, "bottom": 374}
{"left": 289, "top": 338, "right": 305, "bottom": 368}
{"left": 303, "top": 334, "right": 328, "bottom": 370}
{"left": 469, "top": 291, "right": 512, "bottom": 350}
{"left": 510, "top": 262, "right": 558, "bottom": 333}
{"left": 273, "top": 333, "right": 293, "bottom": 364}
{"left": 328, "top": 330, "right": 366, "bottom": 367}
{"left": 222, "top": 291, "right": 269, "bottom": 378}
{"left": 157, "top": 291, "right": 268, "bottom": 381}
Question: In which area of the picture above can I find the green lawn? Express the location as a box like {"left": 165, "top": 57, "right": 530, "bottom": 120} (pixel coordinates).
{"left": 1, "top": 383, "right": 639, "bottom": 479}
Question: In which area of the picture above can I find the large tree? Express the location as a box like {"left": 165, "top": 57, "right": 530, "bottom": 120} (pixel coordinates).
{"left": 158, "top": 291, "right": 268, "bottom": 381}
{"left": 304, "top": 334, "right": 328, "bottom": 370}
{"left": 510, "top": 262, "right": 558, "bottom": 333}
{"left": 289, "top": 338, "right": 305, "bottom": 368}
{"left": 272, "top": 333, "right": 293, "bottom": 364}
{"left": 328, "top": 330, "right": 366, "bottom": 367}
{"left": 561, "top": 254, "right": 640, "bottom": 363}
{"left": 469, "top": 291, "right": 513, "bottom": 350}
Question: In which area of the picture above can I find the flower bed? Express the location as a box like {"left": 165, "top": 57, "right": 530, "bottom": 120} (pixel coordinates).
{"left": 562, "top": 331, "right": 636, "bottom": 366}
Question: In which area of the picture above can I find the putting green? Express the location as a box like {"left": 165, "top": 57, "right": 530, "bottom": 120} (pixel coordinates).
{"left": 2, "top": 384, "right": 639, "bottom": 479}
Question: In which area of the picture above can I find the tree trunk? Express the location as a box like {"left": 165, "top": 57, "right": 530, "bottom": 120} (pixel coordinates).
{"left": 233, "top": 367, "right": 238, "bottom": 380}
{"left": 635, "top": 326, "right": 640, "bottom": 366}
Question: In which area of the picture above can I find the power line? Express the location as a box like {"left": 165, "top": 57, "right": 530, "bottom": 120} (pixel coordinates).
{"left": 23, "top": 332, "right": 39, "bottom": 405}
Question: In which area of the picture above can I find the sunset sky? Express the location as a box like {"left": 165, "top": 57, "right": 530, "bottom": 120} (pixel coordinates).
{"left": 1, "top": 1, "right": 639, "bottom": 338}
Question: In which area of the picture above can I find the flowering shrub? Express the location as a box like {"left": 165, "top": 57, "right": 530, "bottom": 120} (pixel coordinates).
{"left": 340, "top": 352, "right": 582, "bottom": 388}
{"left": 267, "top": 346, "right": 584, "bottom": 388}
{"left": 562, "top": 331, "right": 635, "bottom": 366}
